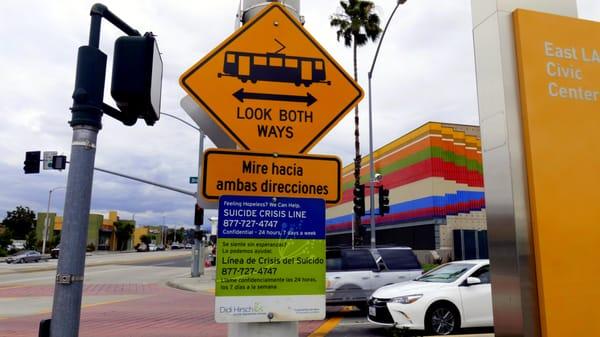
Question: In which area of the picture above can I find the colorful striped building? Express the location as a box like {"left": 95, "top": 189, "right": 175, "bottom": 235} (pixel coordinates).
{"left": 326, "top": 122, "right": 487, "bottom": 261}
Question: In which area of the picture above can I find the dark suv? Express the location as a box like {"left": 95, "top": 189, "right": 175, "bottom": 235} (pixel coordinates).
{"left": 325, "top": 247, "right": 422, "bottom": 308}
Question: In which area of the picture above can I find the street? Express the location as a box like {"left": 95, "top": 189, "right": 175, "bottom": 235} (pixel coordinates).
{"left": 0, "top": 251, "right": 492, "bottom": 337}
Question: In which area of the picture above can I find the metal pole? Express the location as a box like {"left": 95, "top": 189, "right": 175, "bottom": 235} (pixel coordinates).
{"left": 367, "top": 0, "right": 406, "bottom": 249}
{"left": 50, "top": 5, "right": 141, "bottom": 336}
{"left": 368, "top": 75, "right": 376, "bottom": 249}
{"left": 42, "top": 190, "right": 53, "bottom": 255}
{"left": 92, "top": 165, "right": 195, "bottom": 197}
{"left": 42, "top": 187, "right": 65, "bottom": 255}
{"left": 192, "top": 131, "right": 206, "bottom": 277}
{"left": 50, "top": 126, "right": 99, "bottom": 337}
{"left": 228, "top": 1, "right": 300, "bottom": 336}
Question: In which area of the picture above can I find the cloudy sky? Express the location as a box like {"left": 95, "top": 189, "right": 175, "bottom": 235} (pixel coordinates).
{"left": 1, "top": 0, "right": 598, "bottom": 228}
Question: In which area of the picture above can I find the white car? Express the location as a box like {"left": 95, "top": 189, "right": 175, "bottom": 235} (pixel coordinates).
{"left": 368, "top": 259, "right": 493, "bottom": 335}
{"left": 148, "top": 244, "right": 157, "bottom": 251}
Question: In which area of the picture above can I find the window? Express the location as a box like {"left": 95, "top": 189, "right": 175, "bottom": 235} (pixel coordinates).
{"left": 254, "top": 56, "right": 267, "bottom": 66}
{"left": 285, "top": 58, "right": 298, "bottom": 68}
{"left": 326, "top": 250, "right": 342, "bottom": 271}
{"left": 341, "top": 249, "right": 377, "bottom": 271}
{"left": 470, "top": 265, "right": 491, "bottom": 284}
{"left": 269, "top": 56, "right": 283, "bottom": 67}
{"left": 378, "top": 249, "right": 421, "bottom": 270}
{"left": 315, "top": 60, "right": 324, "bottom": 70}
{"left": 416, "top": 263, "right": 475, "bottom": 283}
{"left": 226, "top": 53, "right": 236, "bottom": 63}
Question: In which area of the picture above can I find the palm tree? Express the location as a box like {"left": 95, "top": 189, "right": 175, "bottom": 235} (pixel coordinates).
{"left": 330, "top": 0, "right": 382, "bottom": 245}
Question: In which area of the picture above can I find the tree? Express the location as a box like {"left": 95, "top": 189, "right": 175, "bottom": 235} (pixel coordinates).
{"left": 140, "top": 234, "right": 151, "bottom": 245}
{"left": 114, "top": 221, "right": 134, "bottom": 251}
{"left": 0, "top": 228, "right": 12, "bottom": 250}
{"left": 49, "top": 231, "right": 60, "bottom": 249}
{"left": 176, "top": 227, "right": 185, "bottom": 243}
{"left": 330, "top": 0, "right": 382, "bottom": 245}
{"left": 25, "top": 230, "right": 37, "bottom": 250}
{"left": 2, "top": 206, "right": 37, "bottom": 239}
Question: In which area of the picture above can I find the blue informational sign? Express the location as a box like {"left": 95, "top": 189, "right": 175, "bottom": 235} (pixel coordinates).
{"left": 218, "top": 195, "right": 325, "bottom": 240}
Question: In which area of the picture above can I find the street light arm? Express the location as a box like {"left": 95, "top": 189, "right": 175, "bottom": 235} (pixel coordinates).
{"left": 368, "top": 1, "right": 405, "bottom": 79}
{"left": 162, "top": 112, "right": 201, "bottom": 132}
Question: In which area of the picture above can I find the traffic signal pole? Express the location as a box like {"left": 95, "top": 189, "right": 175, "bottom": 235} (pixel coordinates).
{"left": 367, "top": 0, "right": 406, "bottom": 249}
{"left": 192, "top": 131, "right": 206, "bottom": 277}
{"left": 49, "top": 5, "right": 140, "bottom": 337}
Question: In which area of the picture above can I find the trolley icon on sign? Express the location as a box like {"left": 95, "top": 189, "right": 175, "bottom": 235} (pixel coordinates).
{"left": 218, "top": 51, "right": 331, "bottom": 87}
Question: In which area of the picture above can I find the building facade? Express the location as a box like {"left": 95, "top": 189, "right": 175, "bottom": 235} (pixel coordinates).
{"left": 326, "top": 122, "right": 487, "bottom": 262}
{"left": 37, "top": 211, "right": 134, "bottom": 251}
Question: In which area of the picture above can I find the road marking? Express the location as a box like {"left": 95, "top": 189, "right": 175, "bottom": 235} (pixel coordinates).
{"left": 307, "top": 306, "right": 353, "bottom": 337}
{"left": 0, "top": 285, "right": 27, "bottom": 290}
{"left": 307, "top": 317, "right": 342, "bottom": 337}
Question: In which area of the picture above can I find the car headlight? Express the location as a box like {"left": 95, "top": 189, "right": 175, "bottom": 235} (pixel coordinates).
{"left": 389, "top": 294, "right": 423, "bottom": 304}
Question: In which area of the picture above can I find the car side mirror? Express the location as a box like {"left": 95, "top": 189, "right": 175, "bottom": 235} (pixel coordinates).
{"left": 466, "top": 277, "right": 482, "bottom": 285}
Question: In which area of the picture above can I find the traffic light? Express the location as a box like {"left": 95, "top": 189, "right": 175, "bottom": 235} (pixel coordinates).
{"left": 24, "top": 151, "right": 41, "bottom": 174}
{"left": 194, "top": 204, "right": 204, "bottom": 227}
{"left": 378, "top": 186, "right": 390, "bottom": 216}
{"left": 51, "top": 155, "right": 67, "bottom": 170}
{"left": 111, "top": 32, "right": 163, "bottom": 126}
{"left": 353, "top": 184, "right": 365, "bottom": 217}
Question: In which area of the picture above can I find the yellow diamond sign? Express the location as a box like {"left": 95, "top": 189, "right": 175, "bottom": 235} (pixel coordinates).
{"left": 180, "top": 3, "right": 363, "bottom": 153}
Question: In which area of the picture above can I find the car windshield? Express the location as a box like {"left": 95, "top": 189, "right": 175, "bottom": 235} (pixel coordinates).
{"left": 416, "top": 263, "right": 475, "bottom": 283}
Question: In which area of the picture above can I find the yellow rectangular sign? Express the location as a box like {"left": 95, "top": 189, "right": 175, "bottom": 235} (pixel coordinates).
{"left": 514, "top": 9, "right": 600, "bottom": 337}
{"left": 202, "top": 149, "right": 341, "bottom": 203}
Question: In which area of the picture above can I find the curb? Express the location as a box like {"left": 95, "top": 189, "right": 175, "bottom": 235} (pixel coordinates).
{"left": 166, "top": 279, "right": 202, "bottom": 292}
{"left": 166, "top": 269, "right": 216, "bottom": 293}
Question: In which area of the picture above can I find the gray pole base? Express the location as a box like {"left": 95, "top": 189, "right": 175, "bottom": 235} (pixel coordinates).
{"left": 228, "top": 322, "right": 298, "bottom": 337}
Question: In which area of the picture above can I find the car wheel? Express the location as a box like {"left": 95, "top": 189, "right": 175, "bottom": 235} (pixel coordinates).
{"left": 426, "top": 304, "right": 459, "bottom": 335}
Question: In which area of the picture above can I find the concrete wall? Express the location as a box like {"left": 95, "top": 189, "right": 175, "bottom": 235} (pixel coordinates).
{"left": 440, "top": 210, "right": 487, "bottom": 251}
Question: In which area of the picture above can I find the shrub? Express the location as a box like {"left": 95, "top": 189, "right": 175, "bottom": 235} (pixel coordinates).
{"left": 86, "top": 243, "right": 96, "bottom": 252}
{"left": 422, "top": 263, "right": 439, "bottom": 273}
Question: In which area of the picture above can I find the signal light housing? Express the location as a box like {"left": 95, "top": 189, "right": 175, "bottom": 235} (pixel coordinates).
{"left": 378, "top": 186, "right": 390, "bottom": 216}
{"left": 353, "top": 184, "right": 365, "bottom": 217}
{"left": 24, "top": 151, "right": 41, "bottom": 174}
{"left": 111, "top": 32, "right": 162, "bottom": 126}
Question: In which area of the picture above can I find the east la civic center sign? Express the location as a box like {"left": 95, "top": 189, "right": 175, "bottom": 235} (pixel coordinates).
{"left": 472, "top": 2, "right": 600, "bottom": 337}
{"left": 513, "top": 10, "right": 600, "bottom": 337}
{"left": 179, "top": 3, "right": 363, "bottom": 323}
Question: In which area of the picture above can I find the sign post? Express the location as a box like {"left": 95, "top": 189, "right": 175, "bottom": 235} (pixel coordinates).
{"left": 179, "top": 3, "right": 363, "bottom": 336}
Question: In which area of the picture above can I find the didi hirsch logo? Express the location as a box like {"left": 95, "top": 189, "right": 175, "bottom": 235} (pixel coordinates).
{"left": 220, "top": 302, "right": 264, "bottom": 314}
